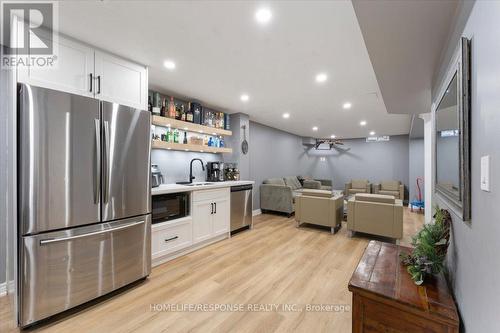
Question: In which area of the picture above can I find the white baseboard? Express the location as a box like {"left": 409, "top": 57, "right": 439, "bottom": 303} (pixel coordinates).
{"left": 252, "top": 209, "right": 262, "bottom": 216}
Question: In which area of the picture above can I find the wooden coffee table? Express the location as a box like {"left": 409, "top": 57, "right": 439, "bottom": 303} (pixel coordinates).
{"left": 348, "top": 240, "right": 459, "bottom": 333}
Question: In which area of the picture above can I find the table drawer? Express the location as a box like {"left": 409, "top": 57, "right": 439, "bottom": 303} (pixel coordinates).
{"left": 192, "top": 188, "right": 229, "bottom": 203}
{"left": 152, "top": 219, "right": 192, "bottom": 258}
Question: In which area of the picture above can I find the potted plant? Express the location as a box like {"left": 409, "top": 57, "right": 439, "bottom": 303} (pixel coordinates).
{"left": 400, "top": 206, "right": 452, "bottom": 285}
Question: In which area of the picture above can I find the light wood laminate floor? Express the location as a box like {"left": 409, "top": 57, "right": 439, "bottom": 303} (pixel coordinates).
{"left": 0, "top": 208, "right": 423, "bottom": 333}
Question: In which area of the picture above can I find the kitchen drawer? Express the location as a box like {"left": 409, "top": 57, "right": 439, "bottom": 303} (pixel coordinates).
{"left": 152, "top": 218, "right": 192, "bottom": 258}
{"left": 192, "top": 188, "right": 230, "bottom": 203}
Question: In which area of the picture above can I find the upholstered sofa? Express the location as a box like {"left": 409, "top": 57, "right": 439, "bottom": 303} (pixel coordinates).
{"left": 373, "top": 180, "right": 404, "bottom": 200}
{"left": 345, "top": 179, "right": 371, "bottom": 195}
{"left": 298, "top": 175, "right": 333, "bottom": 191}
{"left": 295, "top": 190, "right": 343, "bottom": 234}
{"left": 347, "top": 193, "right": 403, "bottom": 239}
{"left": 260, "top": 176, "right": 333, "bottom": 215}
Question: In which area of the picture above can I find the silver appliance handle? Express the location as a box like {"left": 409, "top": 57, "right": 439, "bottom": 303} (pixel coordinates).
{"left": 103, "top": 120, "right": 110, "bottom": 204}
{"left": 94, "top": 119, "right": 100, "bottom": 204}
{"left": 39, "top": 220, "right": 145, "bottom": 245}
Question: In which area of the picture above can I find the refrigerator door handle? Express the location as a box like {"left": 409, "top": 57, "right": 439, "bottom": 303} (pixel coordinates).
{"left": 103, "top": 120, "right": 110, "bottom": 204}
{"left": 39, "top": 220, "right": 145, "bottom": 245}
{"left": 94, "top": 119, "right": 100, "bottom": 204}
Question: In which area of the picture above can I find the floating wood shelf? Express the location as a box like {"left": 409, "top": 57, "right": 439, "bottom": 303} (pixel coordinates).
{"left": 152, "top": 116, "right": 232, "bottom": 136}
{"left": 152, "top": 140, "right": 233, "bottom": 154}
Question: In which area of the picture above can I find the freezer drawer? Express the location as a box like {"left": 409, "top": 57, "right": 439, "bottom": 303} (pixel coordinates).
{"left": 19, "top": 215, "right": 151, "bottom": 327}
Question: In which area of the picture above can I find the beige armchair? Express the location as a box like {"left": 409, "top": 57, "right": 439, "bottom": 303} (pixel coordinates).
{"left": 345, "top": 179, "right": 371, "bottom": 195}
{"left": 295, "top": 190, "right": 343, "bottom": 234}
{"left": 347, "top": 193, "right": 403, "bottom": 239}
{"left": 373, "top": 180, "right": 404, "bottom": 200}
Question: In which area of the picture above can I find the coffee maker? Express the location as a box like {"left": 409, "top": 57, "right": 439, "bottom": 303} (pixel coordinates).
{"left": 206, "top": 161, "right": 225, "bottom": 182}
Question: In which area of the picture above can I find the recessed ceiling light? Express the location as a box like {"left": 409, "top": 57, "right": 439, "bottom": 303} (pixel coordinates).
{"left": 163, "top": 60, "right": 176, "bottom": 70}
{"left": 312, "top": 126, "right": 318, "bottom": 131}
{"left": 255, "top": 8, "right": 272, "bottom": 24}
{"left": 282, "top": 113, "right": 290, "bottom": 119}
{"left": 360, "top": 120, "right": 367, "bottom": 126}
{"left": 315, "top": 73, "right": 328, "bottom": 83}
{"left": 240, "top": 94, "right": 249, "bottom": 102}
{"left": 330, "top": 134, "right": 336, "bottom": 139}
{"left": 343, "top": 102, "right": 352, "bottom": 109}
{"left": 369, "top": 131, "right": 376, "bottom": 136}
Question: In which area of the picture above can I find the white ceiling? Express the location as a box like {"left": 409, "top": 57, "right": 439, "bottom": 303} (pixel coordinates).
{"left": 57, "top": 0, "right": 410, "bottom": 139}
{"left": 352, "top": 0, "right": 459, "bottom": 115}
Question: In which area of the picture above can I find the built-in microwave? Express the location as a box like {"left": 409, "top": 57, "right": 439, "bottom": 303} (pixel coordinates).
{"left": 152, "top": 192, "right": 190, "bottom": 224}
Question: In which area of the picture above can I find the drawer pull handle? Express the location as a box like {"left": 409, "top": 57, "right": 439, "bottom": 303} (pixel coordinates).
{"left": 164, "top": 236, "right": 179, "bottom": 243}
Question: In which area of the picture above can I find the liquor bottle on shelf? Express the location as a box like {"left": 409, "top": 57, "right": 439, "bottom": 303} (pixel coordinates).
{"left": 173, "top": 128, "right": 179, "bottom": 143}
{"left": 148, "top": 96, "right": 153, "bottom": 112}
{"left": 208, "top": 137, "right": 214, "bottom": 147}
{"left": 219, "top": 136, "right": 224, "bottom": 147}
{"left": 183, "top": 131, "right": 188, "bottom": 144}
{"left": 175, "top": 103, "right": 181, "bottom": 120}
{"left": 168, "top": 96, "right": 176, "bottom": 118}
{"left": 220, "top": 112, "right": 225, "bottom": 129}
{"left": 166, "top": 127, "right": 172, "bottom": 142}
{"left": 180, "top": 104, "right": 186, "bottom": 121}
{"left": 186, "top": 103, "right": 194, "bottom": 122}
{"left": 160, "top": 98, "right": 166, "bottom": 117}
{"left": 192, "top": 103, "right": 202, "bottom": 124}
{"left": 224, "top": 113, "right": 230, "bottom": 130}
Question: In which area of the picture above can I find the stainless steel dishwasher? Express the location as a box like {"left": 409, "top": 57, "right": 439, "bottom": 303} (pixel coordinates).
{"left": 230, "top": 184, "right": 253, "bottom": 233}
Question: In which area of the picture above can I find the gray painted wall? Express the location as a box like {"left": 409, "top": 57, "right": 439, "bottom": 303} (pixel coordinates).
{"left": 249, "top": 121, "right": 410, "bottom": 209}
{"left": 434, "top": 2, "right": 500, "bottom": 331}
{"left": 409, "top": 139, "right": 424, "bottom": 202}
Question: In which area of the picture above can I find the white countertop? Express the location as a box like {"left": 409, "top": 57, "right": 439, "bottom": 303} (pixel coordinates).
{"left": 152, "top": 180, "right": 255, "bottom": 195}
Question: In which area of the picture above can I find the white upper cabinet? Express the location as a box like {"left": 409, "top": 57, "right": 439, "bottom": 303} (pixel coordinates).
{"left": 94, "top": 51, "right": 148, "bottom": 110}
{"left": 18, "top": 35, "right": 94, "bottom": 97}
{"left": 17, "top": 34, "right": 148, "bottom": 109}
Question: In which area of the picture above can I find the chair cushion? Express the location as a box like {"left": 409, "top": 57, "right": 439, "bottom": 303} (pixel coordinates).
{"left": 381, "top": 180, "right": 400, "bottom": 191}
{"left": 355, "top": 193, "right": 395, "bottom": 204}
{"left": 301, "top": 189, "right": 332, "bottom": 198}
{"left": 284, "top": 176, "right": 302, "bottom": 190}
{"left": 352, "top": 179, "right": 368, "bottom": 189}
{"left": 263, "top": 178, "right": 286, "bottom": 186}
{"left": 379, "top": 190, "right": 399, "bottom": 197}
{"left": 320, "top": 185, "right": 332, "bottom": 191}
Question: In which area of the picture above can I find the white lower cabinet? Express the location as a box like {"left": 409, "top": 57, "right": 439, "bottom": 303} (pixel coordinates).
{"left": 152, "top": 188, "right": 230, "bottom": 266}
{"left": 192, "top": 200, "right": 214, "bottom": 243}
{"left": 192, "top": 188, "right": 230, "bottom": 244}
{"left": 152, "top": 218, "right": 192, "bottom": 260}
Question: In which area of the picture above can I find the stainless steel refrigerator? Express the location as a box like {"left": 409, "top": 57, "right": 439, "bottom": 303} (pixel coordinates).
{"left": 17, "top": 83, "right": 152, "bottom": 327}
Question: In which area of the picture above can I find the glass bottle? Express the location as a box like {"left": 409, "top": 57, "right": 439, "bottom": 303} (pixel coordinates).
{"left": 168, "top": 96, "right": 176, "bottom": 118}
{"left": 160, "top": 98, "right": 166, "bottom": 117}
{"left": 183, "top": 131, "right": 188, "bottom": 144}
{"left": 180, "top": 105, "right": 186, "bottom": 121}
{"left": 173, "top": 128, "right": 179, "bottom": 143}
{"left": 148, "top": 96, "right": 153, "bottom": 112}
{"left": 166, "top": 127, "right": 172, "bottom": 142}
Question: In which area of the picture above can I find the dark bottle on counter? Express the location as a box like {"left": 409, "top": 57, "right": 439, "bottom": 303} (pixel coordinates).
{"left": 160, "top": 98, "right": 166, "bottom": 117}
{"left": 183, "top": 131, "right": 188, "bottom": 144}
{"left": 148, "top": 96, "right": 153, "bottom": 112}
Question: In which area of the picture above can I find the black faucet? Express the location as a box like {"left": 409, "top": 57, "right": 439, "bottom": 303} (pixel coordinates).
{"left": 189, "top": 158, "right": 205, "bottom": 183}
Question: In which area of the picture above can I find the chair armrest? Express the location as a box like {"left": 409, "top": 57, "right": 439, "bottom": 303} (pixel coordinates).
{"left": 260, "top": 184, "right": 294, "bottom": 213}
{"left": 315, "top": 179, "right": 332, "bottom": 187}
{"left": 303, "top": 180, "right": 321, "bottom": 189}
{"left": 373, "top": 184, "right": 381, "bottom": 194}
{"left": 345, "top": 182, "right": 352, "bottom": 195}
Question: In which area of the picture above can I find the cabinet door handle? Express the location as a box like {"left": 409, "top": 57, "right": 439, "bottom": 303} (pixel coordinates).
{"left": 210, "top": 203, "right": 214, "bottom": 214}
{"left": 214, "top": 202, "right": 217, "bottom": 214}
{"left": 89, "top": 73, "right": 93, "bottom": 92}
{"left": 164, "top": 236, "right": 178, "bottom": 243}
{"left": 97, "top": 75, "right": 101, "bottom": 94}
